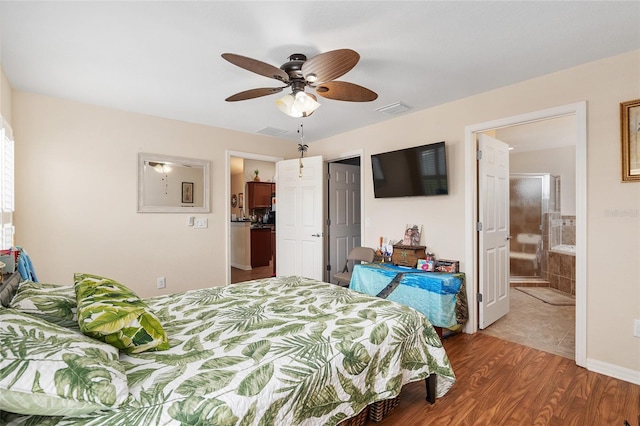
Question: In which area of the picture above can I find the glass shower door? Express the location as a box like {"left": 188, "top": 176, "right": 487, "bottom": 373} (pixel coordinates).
{"left": 509, "top": 174, "right": 544, "bottom": 278}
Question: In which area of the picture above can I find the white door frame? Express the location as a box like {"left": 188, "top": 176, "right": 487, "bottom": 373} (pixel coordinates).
{"left": 464, "top": 102, "right": 587, "bottom": 367}
{"left": 225, "top": 150, "right": 283, "bottom": 285}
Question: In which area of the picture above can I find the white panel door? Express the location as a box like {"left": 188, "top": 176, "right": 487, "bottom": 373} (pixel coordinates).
{"left": 478, "top": 134, "right": 510, "bottom": 328}
{"left": 276, "top": 156, "right": 324, "bottom": 280}
{"left": 328, "top": 162, "right": 361, "bottom": 283}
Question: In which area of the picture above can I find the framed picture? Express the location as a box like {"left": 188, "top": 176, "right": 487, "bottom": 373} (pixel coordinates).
{"left": 401, "top": 224, "right": 422, "bottom": 246}
{"left": 238, "top": 192, "right": 244, "bottom": 209}
{"left": 182, "top": 182, "right": 194, "bottom": 203}
{"left": 621, "top": 98, "right": 640, "bottom": 182}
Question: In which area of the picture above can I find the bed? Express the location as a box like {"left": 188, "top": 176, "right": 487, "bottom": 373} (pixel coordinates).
{"left": 0, "top": 274, "right": 455, "bottom": 425}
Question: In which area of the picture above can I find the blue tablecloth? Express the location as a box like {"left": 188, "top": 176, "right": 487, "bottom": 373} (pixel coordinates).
{"left": 349, "top": 263, "right": 467, "bottom": 328}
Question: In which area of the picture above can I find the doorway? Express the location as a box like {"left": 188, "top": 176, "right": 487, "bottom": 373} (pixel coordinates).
{"left": 464, "top": 102, "right": 587, "bottom": 367}
{"left": 480, "top": 123, "right": 576, "bottom": 359}
{"left": 226, "top": 151, "right": 283, "bottom": 285}
{"left": 325, "top": 151, "right": 364, "bottom": 284}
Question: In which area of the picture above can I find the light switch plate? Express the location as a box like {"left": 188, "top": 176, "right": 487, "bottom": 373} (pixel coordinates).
{"left": 194, "top": 218, "right": 208, "bottom": 229}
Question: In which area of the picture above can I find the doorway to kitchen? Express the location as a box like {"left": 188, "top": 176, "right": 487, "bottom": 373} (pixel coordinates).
{"left": 226, "top": 151, "right": 282, "bottom": 285}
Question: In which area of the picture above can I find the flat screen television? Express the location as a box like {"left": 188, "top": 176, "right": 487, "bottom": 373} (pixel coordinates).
{"left": 371, "top": 141, "right": 448, "bottom": 198}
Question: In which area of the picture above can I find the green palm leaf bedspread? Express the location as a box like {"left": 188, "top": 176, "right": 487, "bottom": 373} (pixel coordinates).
{"left": 6, "top": 276, "right": 455, "bottom": 425}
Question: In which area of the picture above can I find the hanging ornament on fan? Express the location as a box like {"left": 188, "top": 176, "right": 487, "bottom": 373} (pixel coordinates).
{"left": 297, "top": 122, "right": 308, "bottom": 177}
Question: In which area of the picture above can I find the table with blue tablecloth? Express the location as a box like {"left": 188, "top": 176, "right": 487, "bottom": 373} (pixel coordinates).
{"left": 349, "top": 263, "right": 468, "bottom": 329}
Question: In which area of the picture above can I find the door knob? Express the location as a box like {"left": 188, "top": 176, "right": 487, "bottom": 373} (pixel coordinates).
{"left": 506, "top": 235, "right": 512, "bottom": 240}
{"left": 311, "top": 233, "right": 322, "bottom": 237}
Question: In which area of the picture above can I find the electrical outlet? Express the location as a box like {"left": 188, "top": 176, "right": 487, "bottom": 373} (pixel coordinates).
{"left": 633, "top": 319, "right": 640, "bottom": 338}
{"left": 156, "top": 277, "right": 166, "bottom": 289}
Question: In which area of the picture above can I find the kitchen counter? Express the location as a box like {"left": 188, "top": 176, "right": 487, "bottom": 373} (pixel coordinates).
{"left": 250, "top": 223, "right": 274, "bottom": 229}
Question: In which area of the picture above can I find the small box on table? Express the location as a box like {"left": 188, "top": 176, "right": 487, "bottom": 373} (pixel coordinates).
{"left": 391, "top": 245, "right": 426, "bottom": 268}
{"left": 435, "top": 259, "right": 459, "bottom": 273}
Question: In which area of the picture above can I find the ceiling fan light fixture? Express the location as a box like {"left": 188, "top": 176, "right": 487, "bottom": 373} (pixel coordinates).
{"left": 153, "top": 163, "right": 172, "bottom": 174}
{"left": 275, "top": 91, "right": 320, "bottom": 118}
{"left": 149, "top": 161, "right": 172, "bottom": 174}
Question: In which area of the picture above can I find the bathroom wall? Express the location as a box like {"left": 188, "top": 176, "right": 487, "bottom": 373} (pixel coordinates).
{"left": 548, "top": 251, "right": 576, "bottom": 295}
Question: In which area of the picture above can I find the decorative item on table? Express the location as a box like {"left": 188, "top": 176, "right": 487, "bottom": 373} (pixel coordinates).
{"left": 435, "top": 259, "right": 459, "bottom": 273}
{"left": 391, "top": 244, "right": 426, "bottom": 268}
{"left": 401, "top": 224, "right": 422, "bottom": 246}
{"left": 374, "top": 236, "right": 392, "bottom": 262}
{"left": 417, "top": 252, "right": 436, "bottom": 271}
{"left": 253, "top": 169, "right": 260, "bottom": 181}
{"left": 0, "top": 249, "right": 18, "bottom": 273}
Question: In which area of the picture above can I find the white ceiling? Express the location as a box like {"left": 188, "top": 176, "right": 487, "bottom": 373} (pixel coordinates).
{"left": 0, "top": 1, "right": 639, "bottom": 143}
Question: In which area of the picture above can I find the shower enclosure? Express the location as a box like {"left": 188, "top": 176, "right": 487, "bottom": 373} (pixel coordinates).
{"left": 509, "top": 173, "right": 560, "bottom": 280}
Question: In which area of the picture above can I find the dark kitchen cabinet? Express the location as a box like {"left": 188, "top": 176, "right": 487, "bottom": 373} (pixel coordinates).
{"left": 247, "top": 182, "right": 274, "bottom": 209}
{"left": 251, "top": 227, "right": 272, "bottom": 267}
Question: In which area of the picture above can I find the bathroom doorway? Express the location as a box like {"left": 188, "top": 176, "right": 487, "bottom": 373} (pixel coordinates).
{"left": 479, "top": 116, "right": 577, "bottom": 359}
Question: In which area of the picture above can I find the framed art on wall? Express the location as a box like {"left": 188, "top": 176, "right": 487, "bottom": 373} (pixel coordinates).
{"left": 621, "top": 98, "right": 640, "bottom": 182}
{"left": 182, "top": 182, "right": 194, "bottom": 203}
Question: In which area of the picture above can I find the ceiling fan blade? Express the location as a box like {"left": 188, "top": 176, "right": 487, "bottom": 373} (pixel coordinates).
{"left": 222, "top": 53, "right": 289, "bottom": 82}
{"left": 315, "top": 81, "right": 378, "bottom": 102}
{"left": 302, "top": 49, "right": 360, "bottom": 84}
{"left": 225, "top": 87, "right": 285, "bottom": 102}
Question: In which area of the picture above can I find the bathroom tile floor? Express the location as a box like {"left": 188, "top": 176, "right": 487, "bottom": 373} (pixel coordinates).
{"left": 479, "top": 288, "right": 575, "bottom": 359}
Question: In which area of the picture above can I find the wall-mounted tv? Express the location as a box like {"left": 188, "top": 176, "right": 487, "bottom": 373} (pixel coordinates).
{"left": 371, "top": 141, "right": 448, "bottom": 198}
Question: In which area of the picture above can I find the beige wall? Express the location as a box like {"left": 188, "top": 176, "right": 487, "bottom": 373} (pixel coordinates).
{"left": 7, "top": 50, "right": 640, "bottom": 377}
{"left": 312, "top": 50, "right": 640, "bottom": 375}
{"left": 1, "top": 67, "right": 12, "bottom": 124}
{"left": 12, "top": 92, "right": 296, "bottom": 298}
{"left": 510, "top": 145, "right": 577, "bottom": 216}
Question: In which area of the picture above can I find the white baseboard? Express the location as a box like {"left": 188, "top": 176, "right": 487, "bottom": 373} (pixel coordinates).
{"left": 587, "top": 358, "right": 640, "bottom": 385}
{"left": 231, "top": 262, "right": 252, "bottom": 271}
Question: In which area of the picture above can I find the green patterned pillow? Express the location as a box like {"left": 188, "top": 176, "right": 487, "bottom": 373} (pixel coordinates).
{"left": 74, "top": 273, "right": 170, "bottom": 354}
{"left": 0, "top": 309, "right": 129, "bottom": 416}
{"left": 9, "top": 281, "right": 78, "bottom": 328}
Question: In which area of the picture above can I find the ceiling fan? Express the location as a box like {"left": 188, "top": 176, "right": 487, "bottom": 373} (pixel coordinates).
{"left": 221, "top": 49, "right": 378, "bottom": 118}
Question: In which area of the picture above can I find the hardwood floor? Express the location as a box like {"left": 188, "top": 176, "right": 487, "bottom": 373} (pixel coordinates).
{"left": 230, "top": 262, "right": 274, "bottom": 283}
{"left": 372, "top": 332, "right": 640, "bottom": 426}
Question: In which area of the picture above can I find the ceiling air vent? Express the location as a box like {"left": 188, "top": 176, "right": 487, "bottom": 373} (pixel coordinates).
{"left": 256, "top": 126, "right": 288, "bottom": 137}
{"left": 376, "top": 102, "right": 412, "bottom": 116}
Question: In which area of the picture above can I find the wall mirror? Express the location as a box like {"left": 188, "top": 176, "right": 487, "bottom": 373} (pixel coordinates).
{"left": 137, "top": 152, "right": 210, "bottom": 213}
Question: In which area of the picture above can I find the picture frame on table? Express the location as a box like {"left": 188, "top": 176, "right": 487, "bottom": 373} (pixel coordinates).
{"left": 621, "top": 98, "right": 640, "bottom": 182}
{"left": 401, "top": 224, "right": 422, "bottom": 246}
{"left": 182, "top": 182, "right": 194, "bottom": 203}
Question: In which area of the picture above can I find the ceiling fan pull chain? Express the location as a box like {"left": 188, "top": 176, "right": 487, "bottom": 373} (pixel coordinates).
{"left": 297, "top": 122, "right": 308, "bottom": 177}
